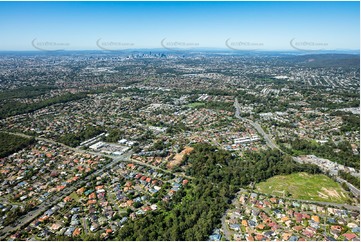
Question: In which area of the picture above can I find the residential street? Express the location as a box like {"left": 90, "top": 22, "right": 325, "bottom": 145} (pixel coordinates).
{"left": 0, "top": 145, "right": 132, "bottom": 239}
{"left": 0, "top": 132, "right": 193, "bottom": 240}
{"left": 233, "top": 99, "right": 360, "bottom": 198}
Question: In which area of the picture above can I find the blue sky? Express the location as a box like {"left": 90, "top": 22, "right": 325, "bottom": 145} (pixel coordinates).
{"left": 0, "top": 1, "right": 359, "bottom": 51}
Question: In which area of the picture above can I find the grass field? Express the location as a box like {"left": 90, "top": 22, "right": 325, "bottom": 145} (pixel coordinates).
{"left": 255, "top": 172, "right": 351, "bottom": 203}
{"left": 69, "top": 192, "right": 80, "bottom": 202}
{"left": 186, "top": 102, "right": 205, "bottom": 108}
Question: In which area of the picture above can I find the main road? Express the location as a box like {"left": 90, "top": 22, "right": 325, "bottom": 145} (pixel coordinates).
{"left": 233, "top": 98, "right": 359, "bottom": 197}
{"left": 335, "top": 177, "right": 360, "bottom": 198}
{"left": 0, "top": 138, "right": 132, "bottom": 239}
{"left": 5, "top": 131, "right": 191, "bottom": 179}
{"left": 1, "top": 132, "right": 192, "bottom": 239}
{"left": 234, "top": 98, "right": 282, "bottom": 152}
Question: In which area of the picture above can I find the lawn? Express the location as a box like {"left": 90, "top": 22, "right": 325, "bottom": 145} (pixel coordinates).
{"left": 69, "top": 192, "right": 80, "bottom": 202}
{"left": 255, "top": 172, "right": 351, "bottom": 203}
{"left": 186, "top": 102, "right": 205, "bottom": 108}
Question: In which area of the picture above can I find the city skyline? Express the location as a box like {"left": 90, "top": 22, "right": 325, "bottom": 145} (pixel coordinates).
{"left": 0, "top": 2, "right": 360, "bottom": 240}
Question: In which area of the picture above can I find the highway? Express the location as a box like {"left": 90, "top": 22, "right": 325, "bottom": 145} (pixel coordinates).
{"left": 335, "top": 177, "right": 360, "bottom": 198}
{"left": 233, "top": 98, "right": 360, "bottom": 198}
{"left": 234, "top": 98, "right": 283, "bottom": 152}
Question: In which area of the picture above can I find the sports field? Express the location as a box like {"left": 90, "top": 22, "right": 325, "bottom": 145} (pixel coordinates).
{"left": 255, "top": 172, "right": 350, "bottom": 203}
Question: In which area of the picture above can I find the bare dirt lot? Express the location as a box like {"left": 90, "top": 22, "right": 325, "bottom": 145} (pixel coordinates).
{"left": 167, "top": 146, "right": 194, "bottom": 169}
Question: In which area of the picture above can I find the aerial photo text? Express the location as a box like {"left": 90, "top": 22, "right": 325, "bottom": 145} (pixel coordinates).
{"left": 0, "top": 1, "right": 360, "bottom": 241}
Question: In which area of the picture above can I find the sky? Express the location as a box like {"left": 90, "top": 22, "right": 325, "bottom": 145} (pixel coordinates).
{"left": 0, "top": 1, "right": 359, "bottom": 51}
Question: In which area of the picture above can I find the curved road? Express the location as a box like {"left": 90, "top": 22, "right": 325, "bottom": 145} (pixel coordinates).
{"left": 1, "top": 132, "right": 193, "bottom": 239}
{"left": 234, "top": 98, "right": 359, "bottom": 197}
{"left": 234, "top": 98, "right": 282, "bottom": 152}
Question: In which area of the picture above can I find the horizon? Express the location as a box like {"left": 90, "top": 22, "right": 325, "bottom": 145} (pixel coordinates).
{"left": 0, "top": 48, "right": 359, "bottom": 54}
{"left": 0, "top": 1, "right": 359, "bottom": 51}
